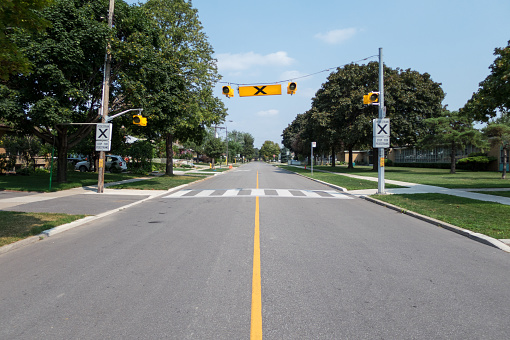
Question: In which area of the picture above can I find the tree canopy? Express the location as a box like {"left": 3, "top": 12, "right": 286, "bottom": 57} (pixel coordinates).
{"left": 0, "top": 0, "right": 53, "bottom": 80}
{"left": 0, "top": 0, "right": 225, "bottom": 181}
{"left": 418, "top": 110, "right": 483, "bottom": 174}
{"left": 462, "top": 40, "right": 510, "bottom": 122}
{"left": 284, "top": 62, "right": 445, "bottom": 167}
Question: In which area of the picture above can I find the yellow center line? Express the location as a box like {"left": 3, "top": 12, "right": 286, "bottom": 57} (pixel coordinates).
{"left": 251, "top": 171, "right": 262, "bottom": 339}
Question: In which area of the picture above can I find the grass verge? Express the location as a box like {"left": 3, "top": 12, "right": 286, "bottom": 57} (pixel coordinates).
{"left": 0, "top": 211, "right": 85, "bottom": 247}
{"left": 107, "top": 174, "right": 204, "bottom": 190}
{"left": 372, "top": 193, "right": 510, "bottom": 239}
{"left": 277, "top": 165, "right": 404, "bottom": 190}
{"left": 0, "top": 172, "right": 140, "bottom": 192}
{"left": 312, "top": 165, "right": 510, "bottom": 189}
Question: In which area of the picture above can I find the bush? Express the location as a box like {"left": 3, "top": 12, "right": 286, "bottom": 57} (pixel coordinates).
{"left": 15, "top": 167, "right": 31, "bottom": 176}
{"left": 457, "top": 155, "right": 497, "bottom": 171}
{"left": 393, "top": 162, "right": 451, "bottom": 169}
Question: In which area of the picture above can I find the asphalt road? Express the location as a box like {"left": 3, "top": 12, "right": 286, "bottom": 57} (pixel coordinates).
{"left": 1, "top": 162, "right": 510, "bottom": 339}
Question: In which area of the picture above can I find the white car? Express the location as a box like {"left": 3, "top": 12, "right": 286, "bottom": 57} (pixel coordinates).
{"left": 75, "top": 155, "right": 127, "bottom": 172}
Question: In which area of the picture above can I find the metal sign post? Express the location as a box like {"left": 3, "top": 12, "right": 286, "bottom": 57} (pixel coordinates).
{"left": 311, "top": 142, "right": 316, "bottom": 175}
{"left": 377, "top": 48, "right": 385, "bottom": 194}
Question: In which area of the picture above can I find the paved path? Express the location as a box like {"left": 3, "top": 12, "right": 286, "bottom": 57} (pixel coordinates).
{"left": 300, "top": 167, "right": 510, "bottom": 206}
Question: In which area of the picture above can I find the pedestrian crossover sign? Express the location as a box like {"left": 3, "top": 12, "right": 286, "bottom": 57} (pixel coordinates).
{"left": 96, "top": 123, "right": 112, "bottom": 151}
{"left": 238, "top": 84, "right": 282, "bottom": 97}
{"left": 373, "top": 118, "right": 390, "bottom": 148}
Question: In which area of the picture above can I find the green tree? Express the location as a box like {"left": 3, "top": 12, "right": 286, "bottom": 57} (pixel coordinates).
{"left": 281, "top": 112, "right": 311, "bottom": 161}
{"left": 311, "top": 62, "right": 444, "bottom": 169}
{"left": 1, "top": 134, "right": 42, "bottom": 171}
{"left": 0, "top": 0, "right": 52, "bottom": 80}
{"left": 204, "top": 135, "right": 224, "bottom": 168}
{"left": 130, "top": 0, "right": 226, "bottom": 175}
{"left": 0, "top": 0, "right": 131, "bottom": 182}
{"left": 241, "top": 132, "right": 255, "bottom": 161}
{"left": 259, "top": 140, "right": 280, "bottom": 162}
{"left": 484, "top": 123, "right": 510, "bottom": 179}
{"left": 462, "top": 41, "right": 510, "bottom": 122}
{"left": 418, "top": 110, "right": 484, "bottom": 174}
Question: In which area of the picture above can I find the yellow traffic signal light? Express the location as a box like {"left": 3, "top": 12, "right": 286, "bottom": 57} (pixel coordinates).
{"left": 222, "top": 85, "right": 234, "bottom": 98}
{"left": 363, "top": 91, "right": 379, "bottom": 105}
{"left": 287, "top": 82, "right": 297, "bottom": 95}
{"left": 133, "top": 115, "right": 147, "bottom": 126}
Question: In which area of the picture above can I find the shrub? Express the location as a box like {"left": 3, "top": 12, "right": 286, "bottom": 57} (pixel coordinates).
{"left": 457, "top": 155, "right": 497, "bottom": 171}
{"left": 15, "top": 167, "right": 31, "bottom": 176}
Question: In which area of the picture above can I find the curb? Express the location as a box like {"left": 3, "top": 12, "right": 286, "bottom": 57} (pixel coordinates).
{"left": 276, "top": 165, "right": 510, "bottom": 253}
{"left": 0, "top": 175, "right": 216, "bottom": 255}
{"left": 362, "top": 195, "right": 510, "bottom": 253}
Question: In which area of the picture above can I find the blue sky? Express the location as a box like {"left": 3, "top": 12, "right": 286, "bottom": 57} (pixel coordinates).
{"left": 126, "top": 0, "right": 510, "bottom": 149}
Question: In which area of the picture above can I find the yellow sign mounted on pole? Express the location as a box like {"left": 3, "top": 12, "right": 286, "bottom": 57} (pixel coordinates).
{"left": 238, "top": 84, "right": 282, "bottom": 97}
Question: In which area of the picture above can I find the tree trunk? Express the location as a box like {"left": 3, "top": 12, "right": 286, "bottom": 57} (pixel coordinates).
{"left": 450, "top": 143, "right": 456, "bottom": 174}
{"left": 165, "top": 132, "right": 174, "bottom": 176}
{"left": 502, "top": 147, "right": 508, "bottom": 180}
{"left": 372, "top": 148, "right": 378, "bottom": 171}
{"left": 56, "top": 129, "right": 68, "bottom": 183}
{"left": 331, "top": 146, "right": 336, "bottom": 167}
{"left": 347, "top": 146, "right": 354, "bottom": 169}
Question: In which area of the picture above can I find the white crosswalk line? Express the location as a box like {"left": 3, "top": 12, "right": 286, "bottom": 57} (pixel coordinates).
{"left": 251, "top": 189, "right": 265, "bottom": 196}
{"left": 163, "top": 189, "right": 353, "bottom": 199}
{"left": 223, "top": 189, "right": 241, "bottom": 197}
{"left": 302, "top": 190, "right": 322, "bottom": 198}
{"left": 166, "top": 190, "right": 192, "bottom": 197}
{"left": 195, "top": 190, "right": 214, "bottom": 197}
{"left": 275, "top": 189, "right": 294, "bottom": 197}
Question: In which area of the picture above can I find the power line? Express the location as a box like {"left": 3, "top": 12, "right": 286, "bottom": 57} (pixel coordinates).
{"left": 219, "top": 55, "right": 378, "bottom": 86}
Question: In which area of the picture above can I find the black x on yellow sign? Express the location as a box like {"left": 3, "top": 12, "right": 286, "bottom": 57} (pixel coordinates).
{"left": 238, "top": 84, "right": 282, "bottom": 97}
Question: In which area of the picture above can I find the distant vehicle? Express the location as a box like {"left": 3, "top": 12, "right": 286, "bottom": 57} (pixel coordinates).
{"left": 75, "top": 155, "right": 127, "bottom": 172}
{"left": 67, "top": 157, "right": 85, "bottom": 166}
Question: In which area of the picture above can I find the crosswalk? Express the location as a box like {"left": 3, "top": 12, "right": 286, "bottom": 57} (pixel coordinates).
{"left": 164, "top": 188, "right": 353, "bottom": 199}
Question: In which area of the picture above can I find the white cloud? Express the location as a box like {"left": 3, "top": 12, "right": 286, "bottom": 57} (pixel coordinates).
{"left": 314, "top": 28, "right": 358, "bottom": 45}
{"left": 257, "top": 109, "right": 279, "bottom": 117}
{"left": 216, "top": 51, "right": 295, "bottom": 72}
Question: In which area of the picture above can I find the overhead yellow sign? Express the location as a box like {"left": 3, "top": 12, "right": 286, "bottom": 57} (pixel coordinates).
{"left": 238, "top": 84, "right": 282, "bottom": 97}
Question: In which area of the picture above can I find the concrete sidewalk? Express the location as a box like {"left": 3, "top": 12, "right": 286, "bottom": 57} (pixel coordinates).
{"left": 300, "top": 168, "right": 510, "bottom": 206}
{"left": 287, "top": 166, "right": 510, "bottom": 250}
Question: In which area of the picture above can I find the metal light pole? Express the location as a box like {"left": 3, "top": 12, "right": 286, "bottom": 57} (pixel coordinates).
{"left": 377, "top": 47, "right": 385, "bottom": 194}
{"left": 97, "top": 0, "right": 115, "bottom": 193}
{"left": 225, "top": 120, "right": 233, "bottom": 166}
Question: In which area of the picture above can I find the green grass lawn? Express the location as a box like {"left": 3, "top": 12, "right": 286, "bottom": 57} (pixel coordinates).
{"left": 277, "top": 165, "right": 403, "bottom": 190}
{"left": 0, "top": 171, "right": 140, "bottom": 192}
{"left": 372, "top": 193, "right": 510, "bottom": 239}
{"left": 0, "top": 211, "right": 85, "bottom": 247}
{"left": 108, "top": 174, "right": 205, "bottom": 190}
{"left": 473, "top": 191, "right": 510, "bottom": 198}
{"left": 312, "top": 165, "right": 510, "bottom": 189}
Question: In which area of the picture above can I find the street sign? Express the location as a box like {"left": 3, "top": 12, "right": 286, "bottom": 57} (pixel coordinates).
{"left": 373, "top": 118, "right": 390, "bottom": 148}
{"left": 96, "top": 123, "right": 112, "bottom": 141}
{"left": 95, "top": 140, "right": 111, "bottom": 151}
{"left": 238, "top": 84, "right": 282, "bottom": 97}
{"left": 312, "top": 142, "right": 316, "bottom": 148}
{"left": 96, "top": 123, "right": 112, "bottom": 151}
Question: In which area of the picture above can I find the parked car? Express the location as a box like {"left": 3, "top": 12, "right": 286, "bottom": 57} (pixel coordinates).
{"left": 75, "top": 155, "right": 127, "bottom": 172}
{"left": 67, "top": 157, "right": 85, "bottom": 166}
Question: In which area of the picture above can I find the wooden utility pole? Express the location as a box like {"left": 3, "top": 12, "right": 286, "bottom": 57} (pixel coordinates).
{"left": 97, "top": 0, "right": 115, "bottom": 193}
